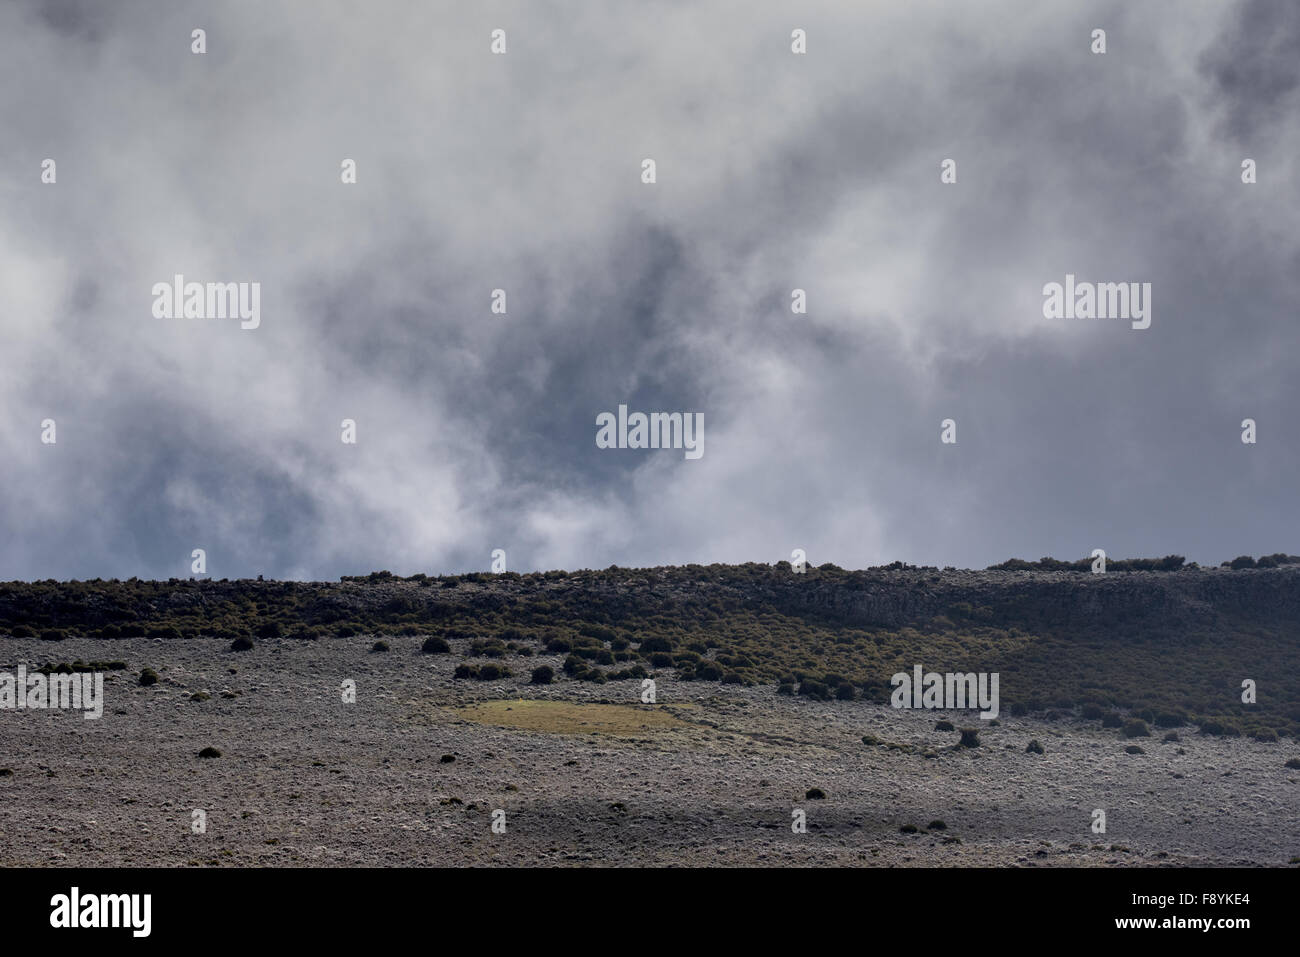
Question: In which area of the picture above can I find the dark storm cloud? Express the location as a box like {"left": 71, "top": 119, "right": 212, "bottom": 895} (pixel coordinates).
{"left": 1, "top": 0, "right": 1296, "bottom": 579}
{"left": 25, "top": 0, "right": 113, "bottom": 44}
{"left": 1199, "top": 0, "right": 1300, "bottom": 143}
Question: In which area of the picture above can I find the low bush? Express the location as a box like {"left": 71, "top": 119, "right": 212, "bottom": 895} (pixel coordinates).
{"left": 798, "top": 680, "right": 830, "bottom": 701}
{"left": 1122, "top": 719, "right": 1150, "bottom": 739}
{"left": 530, "top": 665, "right": 554, "bottom": 685}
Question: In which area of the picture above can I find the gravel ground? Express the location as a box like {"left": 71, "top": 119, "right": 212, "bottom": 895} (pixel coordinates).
{"left": 1, "top": 636, "right": 1296, "bottom": 867}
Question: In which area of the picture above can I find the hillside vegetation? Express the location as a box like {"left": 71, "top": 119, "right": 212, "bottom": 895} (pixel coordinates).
{"left": 3, "top": 559, "right": 1298, "bottom": 738}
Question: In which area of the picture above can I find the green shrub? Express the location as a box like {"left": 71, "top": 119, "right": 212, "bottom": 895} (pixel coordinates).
{"left": 421, "top": 636, "right": 451, "bottom": 654}
{"left": 230, "top": 636, "right": 254, "bottom": 652}
{"left": 138, "top": 668, "right": 159, "bottom": 687}
{"left": 958, "top": 728, "right": 980, "bottom": 748}
{"left": 578, "top": 623, "right": 617, "bottom": 642}
{"left": 934, "top": 719, "right": 955, "bottom": 732}
{"left": 1122, "top": 719, "right": 1150, "bottom": 738}
{"left": 798, "top": 680, "right": 830, "bottom": 701}
{"left": 469, "top": 639, "right": 506, "bottom": 658}
{"left": 370, "top": 640, "right": 390, "bottom": 653}
{"left": 805, "top": 788, "right": 825, "bottom": 800}
{"left": 530, "top": 665, "right": 554, "bottom": 685}
{"left": 1198, "top": 720, "right": 1241, "bottom": 737}
{"left": 198, "top": 747, "right": 222, "bottom": 759}
{"left": 1026, "top": 739, "right": 1044, "bottom": 754}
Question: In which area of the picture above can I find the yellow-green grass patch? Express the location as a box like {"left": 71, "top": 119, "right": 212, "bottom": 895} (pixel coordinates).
{"left": 456, "top": 699, "right": 690, "bottom": 736}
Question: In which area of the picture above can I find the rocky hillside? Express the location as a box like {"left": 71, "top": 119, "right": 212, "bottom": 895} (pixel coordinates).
{"left": 3, "top": 562, "right": 1298, "bottom": 737}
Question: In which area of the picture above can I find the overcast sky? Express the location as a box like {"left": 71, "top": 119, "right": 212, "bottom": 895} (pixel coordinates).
{"left": 2, "top": 0, "right": 1297, "bottom": 580}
